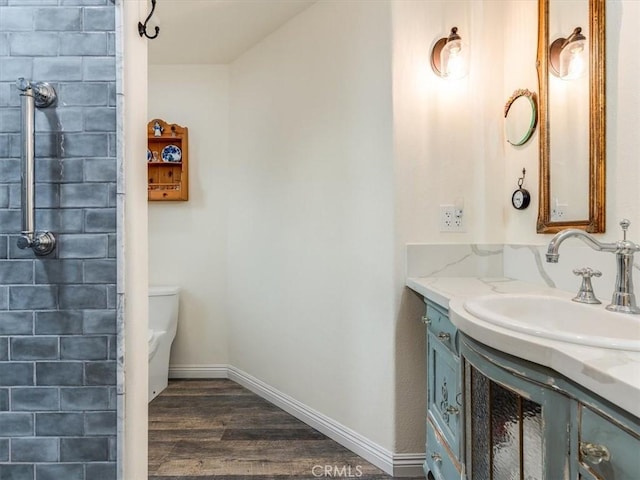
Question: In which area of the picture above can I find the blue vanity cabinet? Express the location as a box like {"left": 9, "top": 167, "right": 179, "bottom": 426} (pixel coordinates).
{"left": 423, "top": 300, "right": 464, "bottom": 479}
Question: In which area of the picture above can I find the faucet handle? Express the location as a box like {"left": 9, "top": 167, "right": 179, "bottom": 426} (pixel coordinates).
{"left": 573, "top": 267, "right": 602, "bottom": 278}
{"left": 620, "top": 219, "right": 630, "bottom": 240}
{"left": 572, "top": 268, "right": 602, "bottom": 305}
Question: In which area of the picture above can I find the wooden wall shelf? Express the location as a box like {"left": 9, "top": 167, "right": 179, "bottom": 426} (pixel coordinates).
{"left": 147, "top": 119, "right": 189, "bottom": 201}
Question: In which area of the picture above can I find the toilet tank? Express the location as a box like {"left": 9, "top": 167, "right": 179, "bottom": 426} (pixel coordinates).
{"left": 149, "top": 285, "right": 180, "bottom": 333}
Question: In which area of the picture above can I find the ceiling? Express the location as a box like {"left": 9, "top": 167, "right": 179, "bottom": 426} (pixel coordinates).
{"left": 147, "top": 0, "right": 316, "bottom": 65}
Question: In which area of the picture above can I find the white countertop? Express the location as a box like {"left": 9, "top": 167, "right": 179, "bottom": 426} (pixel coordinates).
{"left": 406, "top": 276, "right": 640, "bottom": 419}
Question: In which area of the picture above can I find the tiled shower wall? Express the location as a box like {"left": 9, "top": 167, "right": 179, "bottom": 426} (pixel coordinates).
{"left": 0, "top": 0, "right": 117, "bottom": 479}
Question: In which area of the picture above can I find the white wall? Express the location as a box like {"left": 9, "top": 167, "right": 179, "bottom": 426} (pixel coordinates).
{"left": 148, "top": 65, "right": 230, "bottom": 366}
{"left": 228, "top": 0, "right": 396, "bottom": 451}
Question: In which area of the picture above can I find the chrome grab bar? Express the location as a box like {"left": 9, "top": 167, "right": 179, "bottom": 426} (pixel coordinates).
{"left": 16, "top": 78, "right": 57, "bottom": 256}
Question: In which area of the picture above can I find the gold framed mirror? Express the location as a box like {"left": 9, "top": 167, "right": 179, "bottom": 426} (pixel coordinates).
{"left": 536, "top": 0, "right": 606, "bottom": 233}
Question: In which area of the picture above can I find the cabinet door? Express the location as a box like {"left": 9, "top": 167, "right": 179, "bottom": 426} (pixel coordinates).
{"left": 579, "top": 405, "right": 640, "bottom": 480}
{"left": 462, "top": 344, "right": 571, "bottom": 480}
{"left": 428, "top": 331, "right": 462, "bottom": 456}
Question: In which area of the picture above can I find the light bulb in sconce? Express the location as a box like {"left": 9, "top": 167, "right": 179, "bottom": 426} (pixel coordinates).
{"left": 431, "top": 27, "right": 470, "bottom": 80}
{"left": 549, "top": 27, "right": 587, "bottom": 80}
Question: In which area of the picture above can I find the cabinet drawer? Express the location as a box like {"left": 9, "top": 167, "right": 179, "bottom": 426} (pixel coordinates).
{"left": 426, "top": 302, "right": 458, "bottom": 354}
{"left": 425, "top": 417, "right": 461, "bottom": 480}
{"left": 579, "top": 405, "right": 640, "bottom": 480}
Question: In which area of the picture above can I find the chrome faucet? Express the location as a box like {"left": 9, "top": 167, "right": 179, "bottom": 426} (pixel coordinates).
{"left": 546, "top": 219, "right": 640, "bottom": 314}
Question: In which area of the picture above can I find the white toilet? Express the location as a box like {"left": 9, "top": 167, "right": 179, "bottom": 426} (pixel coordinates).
{"left": 148, "top": 285, "right": 180, "bottom": 402}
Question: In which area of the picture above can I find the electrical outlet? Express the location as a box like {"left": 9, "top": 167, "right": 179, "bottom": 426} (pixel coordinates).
{"left": 440, "top": 205, "right": 464, "bottom": 232}
{"left": 552, "top": 203, "right": 568, "bottom": 221}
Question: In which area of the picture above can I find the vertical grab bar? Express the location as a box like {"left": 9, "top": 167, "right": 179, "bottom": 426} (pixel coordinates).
{"left": 16, "top": 78, "right": 57, "bottom": 256}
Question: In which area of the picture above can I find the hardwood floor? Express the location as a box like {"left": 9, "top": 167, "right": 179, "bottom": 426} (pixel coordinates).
{"left": 149, "top": 379, "right": 423, "bottom": 480}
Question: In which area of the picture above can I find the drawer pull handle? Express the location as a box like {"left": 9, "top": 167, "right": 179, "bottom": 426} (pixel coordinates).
{"left": 430, "top": 452, "right": 442, "bottom": 463}
{"left": 445, "top": 405, "right": 460, "bottom": 415}
{"left": 437, "top": 332, "right": 451, "bottom": 341}
{"left": 580, "top": 442, "right": 611, "bottom": 465}
{"left": 421, "top": 315, "right": 431, "bottom": 325}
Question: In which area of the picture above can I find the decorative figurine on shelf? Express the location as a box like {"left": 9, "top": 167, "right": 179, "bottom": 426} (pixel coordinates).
{"left": 153, "top": 121, "right": 163, "bottom": 137}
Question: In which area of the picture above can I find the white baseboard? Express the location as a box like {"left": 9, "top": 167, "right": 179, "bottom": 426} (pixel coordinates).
{"left": 168, "top": 363, "right": 425, "bottom": 477}
{"left": 168, "top": 364, "right": 229, "bottom": 379}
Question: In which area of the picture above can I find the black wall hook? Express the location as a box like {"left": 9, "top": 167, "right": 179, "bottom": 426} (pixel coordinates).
{"left": 138, "top": 0, "right": 160, "bottom": 40}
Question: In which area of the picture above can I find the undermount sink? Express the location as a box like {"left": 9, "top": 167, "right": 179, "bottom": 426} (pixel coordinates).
{"left": 463, "top": 294, "right": 640, "bottom": 352}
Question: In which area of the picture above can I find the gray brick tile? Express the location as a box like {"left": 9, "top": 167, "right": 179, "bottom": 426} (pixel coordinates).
{"left": 57, "top": 233, "right": 108, "bottom": 258}
{"left": 7, "top": 134, "right": 21, "bottom": 157}
{"left": 36, "top": 464, "right": 84, "bottom": 480}
{"left": 60, "top": 436, "right": 109, "bottom": 462}
{"left": 84, "top": 410, "right": 115, "bottom": 435}
{"left": 107, "top": 31, "right": 115, "bottom": 56}
{"left": 107, "top": 334, "right": 116, "bottom": 360}
{"left": 35, "top": 158, "right": 84, "bottom": 183}
{"left": 0, "top": 260, "right": 33, "bottom": 284}
{"left": 60, "top": 0, "right": 109, "bottom": 4}
{"left": 0, "top": 312, "right": 34, "bottom": 335}
{"left": 59, "top": 82, "right": 108, "bottom": 106}
{"left": 0, "top": 237, "right": 7, "bottom": 259}
{"left": 9, "top": 285, "right": 58, "bottom": 310}
{"left": 83, "top": 6, "right": 114, "bottom": 31}
{"left": 85, "top": 360, "right": 115, "bottom": 385}
{"left": 83, "top": 310, "right": 115, "bottom": 334}
{"left": 60, "top": 335, "right": 107, "bottom": 359}
{"left": 0, "top": 107, "right": 20, "bottom": 132}
{"left": 0, "top": 159, "right": 21, "bottom": 182}
{"left": 35, "top": 259, "right": 83, "bottom": 284}
{"left": 0, "top": 7, "right": 34, "bottom": 31}
{"left": 84, "top": 259, "right": 116, "bottom": 283}
{"left": 61, "top": 32, "right": 108, "bottom": 56}
{"left": 0, "top": 362, "right": 33, "bottom": 386}
{"left": 0, "top": 58, "right": 33, "bottom": 82}
{"left": 34, "top": 133, "right": 63, "bottom": 157}
{"left": 83, "top": 56, "right": 115, "bottom": 81}
{"left": 85, "top": 208, "right": 116, "bottom": 232}
{"left": 35, "top": 361, "right": 82, "bottom": 386}
{"left": 0, "top": 464, "right": 33, "bottom": 480}
{"left": 9, "top": 32, "right": 58, "bottom": 56}
{"left": 11, "top": 387, "right": 59, "bottom": 411}
{"left": 0, "top": 210, "right": 21, "bottom": 233}
{"left": 59, "top": 285, "right": 107, "bottom": 310}
{"left": 35, "top": 310, "right": 83, "bottom": 334}
{"left": 0, "top": 338, "right": 6, "bottom": 361}
{"left": 0, "top": 438, "right": 7, "bottom": 461}
{"left": 64, "top": 132, "right": 109, "bottom": 157}
{"left": 107, "top": 182, "right": 116, "bottom": 207}
{"left": 33, "top": 57, "right": 82, "bottom": 81}
{"left": 10, "top": 336, "right": 58, "bottom": 360}
{"left": 106, "top": 284, "right": 116, "bottom": 309}
{"left": 0, "top": 389, "right": 8, "bottom": 410}
{"left": 60, "top": 183, "right": 109, "bottom": 207}
{"left": 0, "top": 286, "right": 8, "bottom": 309}
{"left": 35, "top": 183, "right": 60, "bottom": 208}
{"left": 0, "top": 185, "right": 10, "bottom": 208}
{"left": 35, "top": 7, "right": 82, "bottom": 31}
{"left": 60, "top": 386, "right": 109, "bottom": 410}
{"left": 11, "top": 437, "right": 58, "bottom": 462}
{"left": 35, "top": 412, "right": 83, "bottom": 436}
{"left": 85, "top": 462, "right": 116, "bottom": 480}
{"left": 107, "top": 81, "right": 116, "bottom": 106}
{"left": 107, "top": 233, "right": 116, "bottom": 258}
{"left": 36, "top": 208, "right": 84, "bottom": 234}
{"left": 84, "top": 158, "right": 116, "bottom": 182}
{"left": 9, "top": 0, "right": 57, "bottom": 3}
{"left": 0, "top": 33, "right": 7, "bottom": 55}
{"left": 0, "top": 134, "right": 10, "bottom": 156}
{"left": 0, "top": 412, "right": 33, "bottom": 435}
{"left": 35, "top": 107, "right": 84, "bottom": 133}
{"left": 84, "top": 106, "right": 116, "bottom": 132}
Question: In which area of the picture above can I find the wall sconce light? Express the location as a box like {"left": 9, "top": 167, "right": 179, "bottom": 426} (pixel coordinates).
{"left": 431, "top": 27, "right": 469, "bottom": 79}
{"left": 138, "top": 0, "right": 160, "bottom": 40}
{"left": 549, "top": 27, "right": 586, "bottom": 80}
